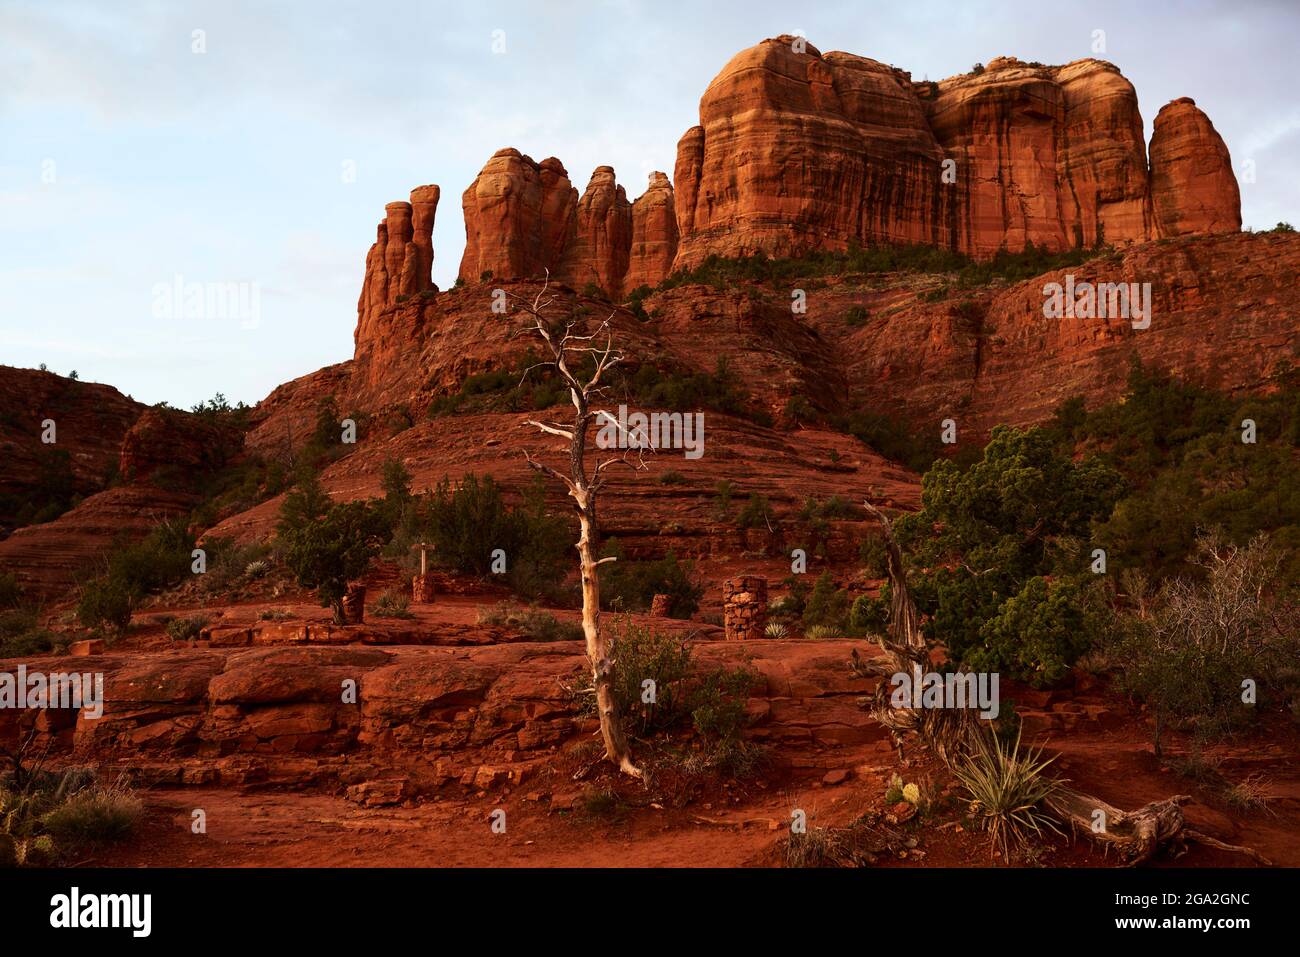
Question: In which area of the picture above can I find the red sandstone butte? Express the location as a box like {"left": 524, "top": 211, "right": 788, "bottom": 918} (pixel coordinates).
{"left": 672, "top": 37, "right": 1239, "bottom": 268}
{"left": 626, "top": 171, "right": 679, "bottom": 292}
{"left": 356, "top": 184, "right": 440, "bottom": 348}
{"left": 1149, "top": 97, "right": 1242, "bottom": 238}
{"left": 458, "top": 149, "right": 577, "bottom": 283}
{"left": 457, "top": 150, "right": 675, "bottom": 299}
{"left": 384, "top": 38, "right": 1239, "bottom": 295}
{"left": 558, "top": 165, "right": 633, "bottom": 298}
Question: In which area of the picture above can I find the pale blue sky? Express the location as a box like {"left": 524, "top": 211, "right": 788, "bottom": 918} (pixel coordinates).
{"left": 2, "top": 0, "right": 1296, "bottom": 408}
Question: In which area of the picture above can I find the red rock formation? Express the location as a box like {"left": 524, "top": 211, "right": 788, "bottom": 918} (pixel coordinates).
{"left": 0, "top": 367, "right": 146, "bottom": 533}
{"left": 627, "top": 171, "right": 679, "bottom": 291}
{"left": 675, "top": 39, "right": 951, "bottom": 265}
{"left": 1149, "top": 98, "right": 1242, "bottom": 238}
{"left": 356, "top": 185, "right": 439, "bottom": 350}
{"left": 457, "top": 152, "right": 675, "bottom": 298}
{"left": 118, "top": 406, "right": 244, "bottom": 484}
{"left": 671, "top": 38, "right": 1238, "bottom": 268}
{"left": 0, "top": 484, "right": 195, "bottom": 595}
{"left": 830, "top": 232, "right": 1300, "bottom": 434}
{"left": 458, "top": 149, "right": 577, "bottom": 282}
{"left": 927, "top": 56, "right": 1152, "bottom": 255}
{"left": 558, "top": 166, "right": 632, "bottom": 297}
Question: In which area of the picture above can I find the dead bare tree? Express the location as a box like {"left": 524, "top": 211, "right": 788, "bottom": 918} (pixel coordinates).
{"left": 507, "top": 277, "right": 647, "bottom": 778}
{"left": 855, "top": 500, "right": 1270, "bottom": 866}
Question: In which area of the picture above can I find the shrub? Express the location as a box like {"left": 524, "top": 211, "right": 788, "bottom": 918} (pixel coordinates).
{"left": 858, "top": 535, "right": 888, "bottom": 578}
{"left": 165, "top": 615, "right": 209, "bottom": 642}
{"left": 895, "top": 425, "right": 1122, "bottom": 680}
{"left": 372, "top": 588, "right": 414, "bottom": 619}
{"left": 277, "top": 478, "right": 389, "bottom": 623}
{"left": 835, "top": 407, "right": 943, "bottom": 473}
{"left": 764, "top": 622, "right": 789, "bottom": 638}
{"left": 952, "top": 729, "right": 1063, "bottom": 861}
{"left": 776, "top": 575, "right": 810, "bottom": 617}
{"left": 844, "top": 305, "right": 870, "bottom": 327}
{"left": 76, "top": 578, "right": 133, "bottom": 634}
{"left": 972, "top": 576, "right": 1101, "bottom": 688}
{"left": 589, "top": 621, "right": 695, "bottom": 737}
{"left": 1111, "top": 532, "right": 1300, "bottom": 755}
{"left": 849, "top": 593, "right": 889, "bottom": 634}
{"left": 0, "top": 608, "right": 60, "bottom": 658}
{"left": 805, "top": 624, "right": 841, "bottom": 639}
{"left": 40, "top": 783, "right": 143, "bottom": 846}
{"left": 736, "top": 493, "right": 775, "bottom": 531}
{"left": 1, "top": 767, "right": 141, "bottom": 862}
{"left": 598, "top": 542, "right": 703, "bottom": 618}
{"left": 576, "top": 621, "right": 759, "bottom": 753}
{"left": 477, "top": 604, "right": 583, "bottom": 642}
{"left": 0, "top": 573, "right": 21, "bottom": 609}
{"left": 391, "top": 473, "right": 570, "bottom": 601}
{"left": 689, "top": 665, "right": 761, "bottom": 744}
{"left": 197, "top": 536, "right": 271, "bottom": 596}
{"left": 802, "top": 572, "right": 849, "bottom": 631}
{"left": 713, "top": 480, "right": 735, "bottom": 518}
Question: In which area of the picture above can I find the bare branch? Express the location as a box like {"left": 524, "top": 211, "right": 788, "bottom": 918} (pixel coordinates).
{"left": 524, "top": 419, "right": 576, "bottom": 441}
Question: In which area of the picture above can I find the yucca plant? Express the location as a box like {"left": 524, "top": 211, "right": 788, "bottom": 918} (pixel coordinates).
{"left": 764, "top": 621, "right": 789, "bottom": 638}
{"left": 951, "top": 728, "right": 1064, "bottom": 861}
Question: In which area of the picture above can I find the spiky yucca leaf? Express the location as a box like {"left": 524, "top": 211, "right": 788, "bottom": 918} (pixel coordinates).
{"left": 952, "top": 728, "right": 1065, "bottom": 861}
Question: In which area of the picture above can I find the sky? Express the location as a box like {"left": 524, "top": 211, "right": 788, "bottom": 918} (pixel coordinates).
{"left": 2, "top": 0, "right": 1297, "bottom": 409}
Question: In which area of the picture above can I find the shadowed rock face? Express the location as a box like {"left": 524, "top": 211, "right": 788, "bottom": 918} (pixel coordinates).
{"left": 1149, "top": 98, "right": 1242, "bottom": 238}
{"left": 558, "top": 165, "right": 632, "bottom": 297}
{"left": 627, "top": 171, "right": 679, "bottom": 292}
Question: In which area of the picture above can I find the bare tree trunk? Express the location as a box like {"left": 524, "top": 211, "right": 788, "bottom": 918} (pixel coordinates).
{"left": 576, "top": 494, "right": 640, "bottom": 776}
{"left": 514, "top": 278, "right": 643, "bottom": 778}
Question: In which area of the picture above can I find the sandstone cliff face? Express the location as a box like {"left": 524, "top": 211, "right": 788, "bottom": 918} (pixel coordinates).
{"left": 926, "top": 56, "right": 1152, "bottom": 255}
{"left": 627, "top": 172, "right": 679, "bottom": 291}
{"left": 457, "top": 151, "right": 676, "bottom": 299}
{"left": 356, "top": 184, "right": 440, "bottom": 350}
{"left": 671, "top": 37, "right": 1238, "bottom": 268}
{"left": 675, "top": 40, "right": 951, "bottom": 264}
{"left": 1149, "top": 98, "right": 1242, "bottom": 238}
{"left": 355, "top": 38, "right": 1239, "bottom": 316}
{"left": 558, "top": 165, "right": 632, "bottom": 296}
{"left": 0, "top": 484, "right": 195, "bottom": 595}
{"left": 118, "top": 407, "right": 244, "bottom": 484}
{"left": 458, "top": 149, "right": 577, "bottom": 283}
{"left": 828, "top": 232, "right": 1300, "bottom": 434}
